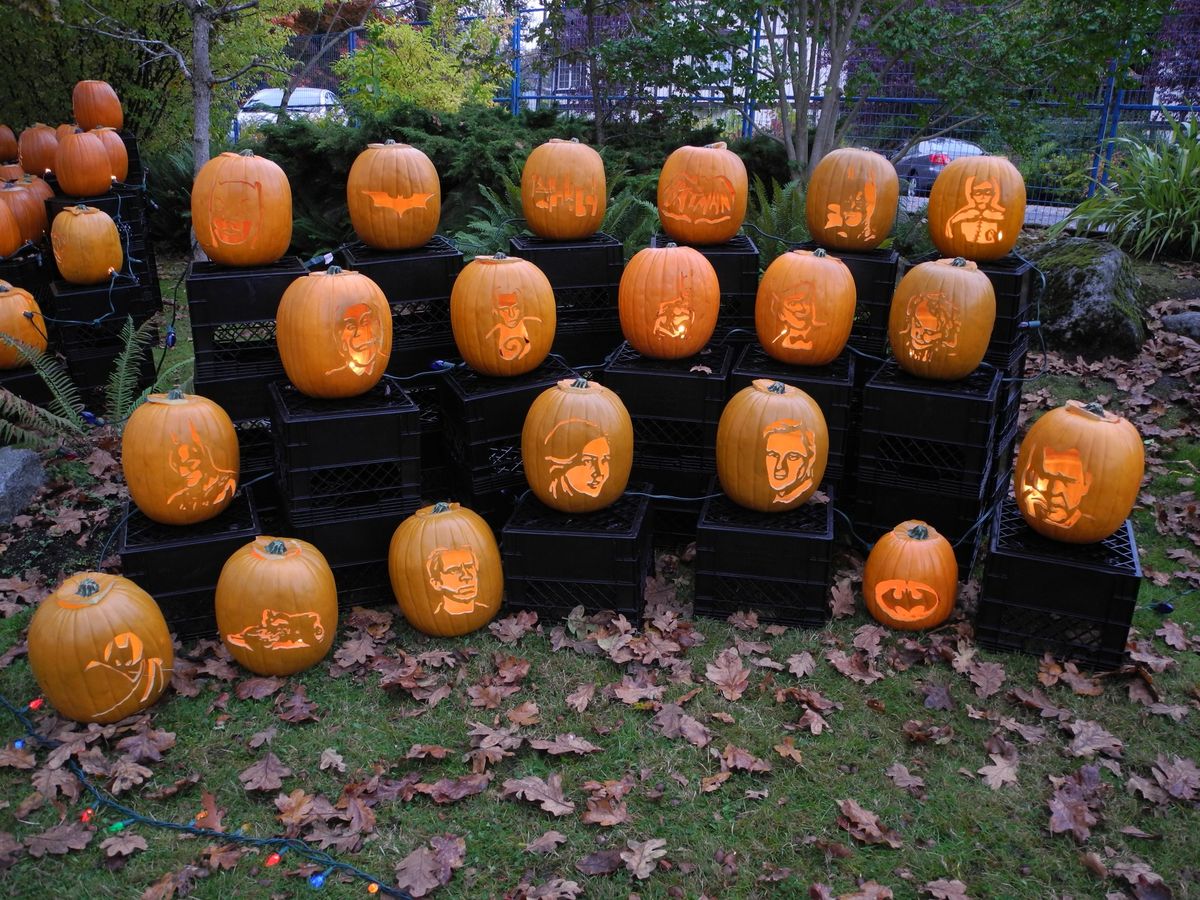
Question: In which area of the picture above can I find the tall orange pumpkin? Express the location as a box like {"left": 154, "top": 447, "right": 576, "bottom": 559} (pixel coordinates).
{"left": 755, "top": 248, "right": 856, "bottom": 365}
{"left": 51, "top": 205, "right": 123, "bottom": 284}
{"left": 1014, "top": 401, "right": 1144, "bottom": 544}
{"left": 28, "top": 573, "right": 173, "bottom": 724}
{"left": 90, "top": 127, "right": 129, "bottom": 183}
{"left": 717, "top": 379, "right": 829, "bottom": 512}
{"left": 657, "top": 142, "right": 748, "bottom": 245}
{"left": 276, "top": 266, "right": 392, "bottom": 398}
{"left": 928, "top": 156, "right": 1026, "bottom": 261}
{"left": 0, "top": 124, "right": 17, "bottom": 161}
{"left": 450, "top": 253, "right": 556, "bottom": 377}
{"left": 888, "top": 257, "right": 995, "bottom": 380}
{"left": 863, "top": 520, "right": 958, "bottom": 630}
{"left": 346, "top": 140, "right": 441, "bottom": 250}
{"left": 521, "top": 138, "right": 606, "bottom": 240}
{"left": 0, "top": 182, "right": 48, "bottom": 242}
{"left": 389, "top": 502, "right": 502, "bottom": 637}
{"left": 0, "top": 199, "right": 23, "bottom": 258}
{"left": 805, "top": 148, "right": 899, "bottom": 251}
{"left": 191, "top": 150, "right": 293, "bottom": 266}
{"left": 618, "top": 243, "right": 719, "bottom": 359}
{"left": 55, "top": 130, "right": 114, "bottom": 197}
{"left": 73, "top": 80, "right": 124, "bottom": 130}
{"left": 18, "top": 123, "right": 57, "bottom": 176}
{"left": 0, "top": 280, "right": 48, "bottom": 367}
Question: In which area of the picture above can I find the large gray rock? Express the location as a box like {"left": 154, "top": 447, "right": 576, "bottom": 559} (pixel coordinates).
{"left": 1027, "top": 237, "right": 1145, "bottom": 358}
{"left": 1162, "top": 312, "right": 1200, "bottom": 340}
{"left": 0, "top": 447, "right": 45, "bottom": 525}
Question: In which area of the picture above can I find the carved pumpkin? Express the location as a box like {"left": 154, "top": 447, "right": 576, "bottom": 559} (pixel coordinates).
{"left": 521, "top": 138, "right": 606, "bottom": 240}
{"left": 0, "top": 124, "right": 16, "bottom": 161}
{"left": 121, "top": 388, "right": 240, "bottom": 525}
{"left": 73, "top": 80, "right": 124, "bottom": 131}
{"left": 191, "top": 150, "right": 293, "bottom": 266}
{"left": 389, "top": 502, "right": 502, "bottom": 637}
{"left": 657, "top": 142, "right": 748, "bottom": 244}
{"left": 0, "top": 163, "right": 22, "bottom": 181}
{"left": 51, "top": 204, "right": 123, "bottom": 284}
{"left": 1014, "top": 400, "right": 1144, "bottom": 544}
{"left": 619, "top": 243, "right": 719, "bottom": 359}
{"left": 216, "top": 537, "right": 337, "bottom": 676}
{"left": 717, "top": 379, "right": 829, "bottom": 512}
{"left": 346, "top": 140, "right": 441, "bottom": 250}
{"left": 755, "top": 248, "right": 856, "bottom": 365}
{"left": 0, "top": 280, "right": 47, "bottom": 367}
{"left": 28, "top": 573, "right": 173, "bottom": 724}
{"left": 0, "top": 182, "right": 48, "bottom": 242}
{"left": 805, "top": 148, "right": 899, "bottom": 251}
{"left": 90, "top": 127, "right": 129, "bottom": 183}
{"left": 0, "top": 200, "right": 22, "bottom": 258}
{"left": 277, "top": 266, "right": 392, "bottom": 398}
{"left": 18, "top": 123, "right": 57, "bottom": 176}
{"left": 522, "top": 378, "right": 633, "bottom": 513}
{"left": 451, "top": 252, "right": 556, "bottom": 377}
{"left": 888, "top": 257, "right": 995, "bottom": 380}
{"left": 928, "top": 156, "right": 1026, "bottom": 261}
{"left": 863, "top": 520, "right": 958, "bottom": 630}
{"left": 55, "top": 130, "right": 114, "bottom": 197}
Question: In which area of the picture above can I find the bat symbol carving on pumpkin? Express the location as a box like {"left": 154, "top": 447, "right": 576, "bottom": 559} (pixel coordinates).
{"left": 874, "top": 579, "right": 941, "bottom": 623}
{"left": 325, "top": 303, "right": 383, "bottom": 377}
{"left": 660, "top": 173, "right": 736, "bottom": 225}
{"left": 1019, "top": 446, "right": 1092, "bottom": 529}
{"left": 771, "top": 283, "right": 826, "bottom": 351}
{"left": 426, "top": 547, "right": 486, "bottom": 616}
{"left": 226, "top": 609, "right": 326, "bottom": 653}
{"left": 208, "top": 178, "right": 263, "bottom": 248}
{"left": 487, "top": 290, "right": 540, "bottom": 361}
{"left": 903, "top": 291, "right": 960, "bottom": 362}
{"left": 361, "top": 190, "right": 434, "bottom": 216}
{"left": 763, "top": 419, "right": 817, "bottom": 505}
{"left": 823, "top": 167, "right": 877, "bottom": 244}
{"left": 944, "top": 176, "right": 1007, "bottom": 246}
{"left": 167, "top": 422, "right": 237, "bottom": 512}
{"left": 544, "top": 418, "right": 611, "bottom": 500}
{"left": 85, "top": 631, "right": 169, "bottom": 719}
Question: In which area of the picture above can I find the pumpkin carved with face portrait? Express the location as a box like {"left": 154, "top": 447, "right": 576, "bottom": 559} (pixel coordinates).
{"left": 805, "top": 148, "right": 899, "bottom": 252}
{"left": 756, "top": 248, "right": 856, "bottom": 366}
{"left": 191, "top": 150, "right": 292, "bottom": 266}
{"left": 619, "top": 243, "right": 720, "bottom": 359}
{"left": 863, "top": 520, "right": 958, "bottom": 630}
{"left": 451, "top": 253, "right": 556, "bottom": 377}
{"left": 888, "top": 257, "right": 995, "bottom": 381}
{"left": 928, "top": 156, "right": 1026, "bottom": 261}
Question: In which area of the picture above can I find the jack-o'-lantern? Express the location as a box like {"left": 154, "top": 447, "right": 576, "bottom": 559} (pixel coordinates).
{"left": 73, "top": 80, "right": 124, "bottom": 131}
{"left": 1014, "top": 400, "right": 1144, "bottom": 544}
{"left": 717, "top": 379, "right": 829, "bottom": 512}
{"left": 18, "top": 123, "right": 57, "bottom": 176}
{"left": 346, "top": 140, "right": 441, "bottom": 250}
{"left": 0, "top": 280, "right": 48, "bottom": 367}
{"left": 191, "top": 150, "right": 292, "bottom": 266}
{"left": 451, "top": 253, "right": 556, "bottom": 377}
{"left": 0, "top": 163, "right": 22, "bottom": 181}
{"left": 619, "top": 243, "right": 720, "bottom": 359}
{"left": 51, "top": 204, "right": 123, "bottom": 285}
{"left": 0, "top": 200, "right": 22, "bottom": 258}
{"left": 0, "top": 125, "right": 17, "bottom": 161}
{"left": 0, "top": 182, "right": 48, "bottom": 242}
{"left": 90, "top": 127, "right": 129, "bottom": 183}
{"left": 657, "top": 142, "right": 748, "bottom": 245}
{"left": 389, "top": 502, "right": 502, "bottom": 637}
{"left": 28, "top": 572, "right": 173, "bottom": 724}
{"left": 928, "top": 156, "right": 1025, "bottom": 261}
{"left": 863, "top": 520, "right": 957, "bottom": 630}
{"left": 756, "top": 248, "right": 856, "bottom": 365}
{"left": 888, "top": 257, "right": 995, "bottom": 380}
{"left": 276, "top": 266, "right": 392, "bottom": 398}
{"left": 216, "top": 537, "right": 337, "bottom": 676}
{"left": 521, "top": 138, "right": 606, "bottom": 240}
{"left": 805, "top": 148, "right": 899, "bottom": 252}
{"left": 522, "top": 378, "right": 633, "bottom": 513}
{"left": 121, "top": 388, "right": 240, "bottom": 525}
{"left": 55, "top": 130, "right": 113, "bottom": 197}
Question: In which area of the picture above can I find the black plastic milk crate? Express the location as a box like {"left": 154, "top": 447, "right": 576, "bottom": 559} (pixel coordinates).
{"left": 65, "top": 346, "right": 155, "bottom": 393}
{"left": 280, "top": 461, "right": 420, "bottom": 527}
{"left": 403, "top": 379, "right": 446, "bottom": 465}
{"left": 186, "top": 256, "right": 306, "bottom": 353}
{"left": 798, "top": 242, "right": 899, "bottom": 355}
{"left": 695, "top": 486, "right": 834, "bottom": 581}
{"left": 651, "top": 497, "right": 703, "bottom": 547}
{"left": 976, "top": 498, "right": 1141, "bottom": 669}
{"left": 0, "top": 246, "right": 51, "bottom": 301}
{"left": 509, "top": 232, "right": 623, "bottom": 289}
{"left": 863, "top": 360, "right": 1001, "bottom": 446}
{"left": 857, "top": 431, "right": 996, "bottom": 498}
{"left": 694, "top": 571, "right": 831, "bottom": 627}
{"left": 650, "top": 233, "right": 759, "bottom": 298}
{"left": 602, "top": 341, "right": 732, "bottom": 421}
{"left": 385, "top": 294, "right": 455, "bottom": 375}
{"left": 444, "top": 429, "right": 525, "bottom": 495}
{"left": 0, "top": 365, "right": 54, "bottom": 406}
{"left": 192, "top": 353, "right": 283, "bottom": 421}
{"left": 46, "top": 191, "right": 145, "bottom": 229}
{"left": 439, "top": 356, "right": 574, "bottom": 432}
{"left": 730, "top": 344, "right": 855, "bottom": 431}
{"left": 153, "top": 585, "right": 217, "bottom": 641}
{"left": 46, "top": 278, "right": 157, "bottom": 329}
{"left": 120, "top": 131, "right": 145, "bottom": 185}
{"left": 330, "top": 559, "right": 393, "bottom": 610}
{"left": 340, "top": 237, "right": 463, "bottom": 303}
{"left": 551, "top": 321, "right": 623, "bottom": 368}
{"left": 233, "top": 417, "right": 274, "bottom": 477}
{"left": 290, "top": 512, "right": 400, "bottom": 567}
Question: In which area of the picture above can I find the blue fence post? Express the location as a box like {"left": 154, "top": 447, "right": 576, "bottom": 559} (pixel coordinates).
{"left": 510, "top": 11, "right": 522, "bottom": 115}
{"left": 1087, "top": 57, "right": 1118, "bottom": 196}
{"left": 348, "top": 28, "right": 356, "bottom": 53}
{"left": 741, "top": 10, "right": 761, "bottom": 139}
{"left": 1100, "top": 86, "right": 1125, "bottom": 187}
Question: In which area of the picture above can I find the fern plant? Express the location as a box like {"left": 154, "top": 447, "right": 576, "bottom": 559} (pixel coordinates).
{"left": 744, "top": 177, "right": 810, "bottom": 267}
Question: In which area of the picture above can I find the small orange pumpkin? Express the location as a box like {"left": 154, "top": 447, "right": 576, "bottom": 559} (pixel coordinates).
{"left": 55, "top": 130, "right": 114, "bottom": 197}
{"left": 90, "top": 127, "right": 129, "bottom": 183}
{"left": 389, "top": 502, "right": 502, "bottom": 637}
{"left": 0, "top": 182, "right": 48, "bottom": 242}
{"left": 216, "top": 537, "right": 338, "bottom": 676}
{"left": 805, "top": 148, "right": 899, "bottom": 251}
{"left": 1014, "top": 400, "right": 1144, "bottom": 544}
{"left": 928, "top": 156, "right": 1026, "bottom": 261}
{"left": 450, "top": 252, "right": 556, "bottom": 377}
{"left": 73, "top": 80, "right": 124, "bottom": 131}
{"left": 863, "top": 520, "right": 958, "bottom": 630}
{"left": 755, "top": 248, "right": 856, "bottom": 365}
{"left": 717, "top": 379, "right": 829, "bottom": 512}
{"left": 191, "top": 150, "right": 293, "bottom": 266}
{"left": 0, "top": 280, "right": 48, "bottom": 367}
{"left": 28, "top": 573, "right": 173, "bottom": 724}
{"left": 0, "top": 200, "right": 22, "bottom": 257}
{"left": 618, "top": 243, "right": 719, "bottom": 359}
{"left": 346, "top": 140, "right": 441, "bottom": 250}
{"left": 521, "top": 138, "right": 607, "bottom": 240}
{"left": 0, "top": 124, "right": 17, "bottom": 161}
{"left": 18, "top": 123, "right": 57, "bottom": 176}
{"left": 657, "top": 142, "right": 748, "bottom": 245}
{"left": 888, "top": 257, "right": 995, "bottom": 380}
{"left": 51, "top": 204, "right": 123, "bottom": 284}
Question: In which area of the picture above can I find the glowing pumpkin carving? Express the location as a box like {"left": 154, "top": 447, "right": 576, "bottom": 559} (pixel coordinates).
{"left": 863, "top": 520, "right": 957, "bottom": 630}
{"left": 619, "top": 243, "right": 720, "bottom": 359}
{"left": 28, "top": 573, "right": 173, "bottom": 724}
{"left": 755, "top": 248, "right": 856, "bottom": 365}
{"left": 1014, "top": 400, "right": 1144, "bottom": 544}
{"left": 521, "top": 138, "right": 606, "bottom": 240}
{"left": 658, "top": 142, "right": 748, "bottom": 245}
{"left": 0, "top": 280, "right": 48, "bottom": 368}
{"left": 928, "top": 156, "right": 1026, "bottom": 261}
{"left": 888, "top": 257, "right": 995, "bottom": 381}
{"left": 389, "top": 502, "right": 502, "bottom": 637}
{"left": 805, "top": 148, "right": 899, "bottom": 251}
{"left": 522, "top": 378, "right": 633, "bottom": 513}
{"left": 346, "top": 140, "right": 441, "bottom": 250}
{"left": 191, "top": 150, "right": 292, "bottom": 266}
{"left": 450, "top": 253, "right": 556, "bottom": 377}
{"left": 51, "top": 204, "right": 123, "bottom": 285}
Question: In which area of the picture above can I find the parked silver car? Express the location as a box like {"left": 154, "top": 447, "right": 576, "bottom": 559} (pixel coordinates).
{"left": 894, "top": 138, "right": 986, "bottom": 194}
{"left": 234, "top": 87, "right": 344, "bottom": 136}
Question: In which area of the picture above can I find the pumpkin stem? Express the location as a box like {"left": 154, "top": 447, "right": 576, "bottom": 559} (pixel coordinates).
{"left": 1082, "top": 401, "right": 1106, "bottom": 416}
{"left": 166, "top": 386, "right": 185, "bottom": 401}
{"left": 907, "top": 524, "right": 929, "bottom": 540}
{"left": 74, "top": 203, "right": 89, "bottom": 211}
{"left": 493, "top": 252, "right": 507, "bottom": 260}
{"left": 766, "top": 382, "right": 787, "bottom": 394}
{"left": 570, "top": 137, "right": 579, "bottom": 142}
{"left": 76, "top": 578, "right": 101, "bottom": 597}
{"left": 812, "top": 248, "right": 827, "bottom": 258}
{"left": 951, "top": 257, "right": 967, "bottom": 267}
{"left": 432, "top": 502, "right": 451, "bottom": 514}
{"left": 571, "top": 377, "right": 590, "bottom": 389}
{"left": 0, "top": 284, "right": 9, "bottom": 293}
{"left": 264, "top": 539, "right": 288, "bottom": 556}
{"left": 665, "top": 242, "right": 677, "bottom": 249}
{"left": 384, "top": 139, "right": 395, "bottom": 145}
{"left": 326, "top": 265, "right": 343, "bottom": 275}
{"left": 238, "top": 149, "right": 255, "bottom": 157}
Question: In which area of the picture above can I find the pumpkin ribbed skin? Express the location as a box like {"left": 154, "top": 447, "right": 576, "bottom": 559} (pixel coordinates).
{"left": 928, "top": 156, "right": 1026, "bottom": 261}
{"left": 17, "top": 174, "right": 53, "bottom": 203}
{"left": 73, "top": 80, "right": 124, "bottom": 130}
{"left": 805, "top": 148, "right": 899, "bottom": 251}
{"left": 863, "top": 520, "right": 958, "bottom": 630}
{"left": 55, "top": 124, "right": 77, "bottom": 143}
{"left": 389, "top": 503, "right": 502, "bottom": 637}
{"left": 888, "top": 257, "right": 995, "bottom": 380}
{"left": 18, "top": 124, "right": 57, "bottom": 176}
{"left": 1014, "top": 400, "right": 1144, "bottom": 544}
{"left": 276, "top": 267, "right": 392, "bottom": 398}
{"left": 51, "top": 205, "right": 123, "bottom": 284}
{"left": 28, "top": 573, "right": 173, "bottom": 724}
{"left": 618, "top": 244, "right": 719, "bottom": 359}
{"left": 521, "top": 138, "right": 607, "bottom": 240}
{"left": 755, "top": 248, "right": 856, "bottom": 365}
{"left": 0, "top": 201, "right": 22, "bottom": 257}
{"left": 55, "top": 130, "right": 113, "bottom": 197}
{"left": 346, "top": 140, "right": 441, "bottom": 250}
{"left": 0, "top": 163, "right": 22, "bottom": 181}
{"left": 216, "top": 537, "right": 338, "bottom": 676}
{"left": 0, "top": 182, "right": 48, "bottom": 242}
{"left": 0, "top": 125, "right": 17, "bottom": 161}
{"left": 191, "top": 150, "right": 292, "bottom": 266}
{"left": 90, "top": 127, "right": 129, "bottom": 183}
{"left": 0, "top": 280, "right": 48, "bottom": 368}
{"left": 717, "top": 379, "right": 829, "bottom": 512}
{"left": 657, "top": 142, "right": 748, "bottom": 244}
{"left": 522, "top": 378, "right": 633, "bottom": 513}
{"left": 451, "top": 253, "right": 556, "bottom": 377}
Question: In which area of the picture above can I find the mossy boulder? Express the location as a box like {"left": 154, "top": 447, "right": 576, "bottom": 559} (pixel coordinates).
{"left": 1027, "top": 237, "right": 1145, "bottom": 358}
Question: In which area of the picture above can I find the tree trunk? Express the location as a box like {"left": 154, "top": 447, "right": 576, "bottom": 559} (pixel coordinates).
{"left": 191, "top": 4, "right": 212, "bottom": 176}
